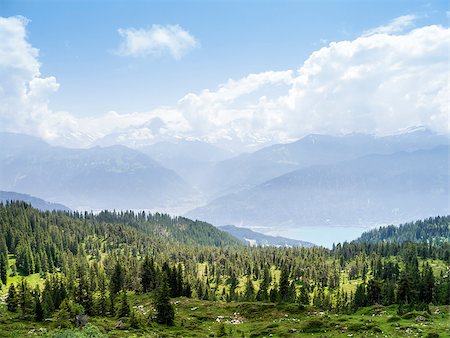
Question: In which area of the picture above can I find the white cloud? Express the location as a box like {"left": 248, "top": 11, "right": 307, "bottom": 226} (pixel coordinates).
{"left": 116, "top": 24, "right": 199, "bottom": 59}
{"left": 0, "top": 15, "right": 448, "bottom": 151}
{"left": 0, "top": 16, "right": 61, "bottom": 139}
{"left": 363, "top": 15, "right": 417, "bottom": 36}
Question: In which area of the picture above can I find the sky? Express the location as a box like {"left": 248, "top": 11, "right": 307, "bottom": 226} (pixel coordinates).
{"left": 0, "top": 0, "right": 449, "bottom": 151}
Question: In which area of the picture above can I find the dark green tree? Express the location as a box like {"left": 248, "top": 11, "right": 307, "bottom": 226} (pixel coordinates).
{"left": 278, "top": 266, "right": 291, "bottom": 303}
{"left": 7, "top": 283, "right": 18, "bottom": 312}
{"left": 256, "top": 267, "right": 270, "bottom": 301}
{"left": 117, "top": 292, "right": 130, "bottom": 318}
{"left": 33, "top": 287, "right": 44, "bottom": 321}
{"left": 154, "top": 277, "right": 175, "bottom": 326}
{"left": 18, "top": 279, "right": 34, "bottom": 319}
{"left": 244, "top": 275, "right": 254, "bottom": 301}
{"left": 140, "top": 255, "right": 155, "bottom": 293}
{"left": 0, "top": 253, "right": 7, "bottom": 286}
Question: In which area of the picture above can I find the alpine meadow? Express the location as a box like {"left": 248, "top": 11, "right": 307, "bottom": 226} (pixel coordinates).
{"left": 0, "top": 1, "right": 449, "bottom": 337}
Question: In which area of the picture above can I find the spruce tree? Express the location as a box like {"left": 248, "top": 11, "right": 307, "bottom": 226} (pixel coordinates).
{"left": 155, "top": 276, "right": 175, "bottom": 326}
{"left": 298, "top": 285, "right": 310, "bottom": 305}
{"left": 256, "top": 267, "right": 270, "bottom": 301}
{"left": 117, "top": 292, "right": 130, "bottom": 318}
{"left": 7, "top": 283, "right": 18, "bottom": 312}
{"left": 141, "top": 255, "right": 155, "bottom": 293}
{"left": 18, "top": 279, "right": 33, "bottom": 319}
{"left": 34, "top": 287, "right": 44, "bottom": 321}
{"left": 0, "top": 253, "right": 7, "bottom": 286}
{"left": 244, "top": 275, "right": 254, "bottom": 301}
{"left": 278, "top": 266, "right": 291, "bottom": 303}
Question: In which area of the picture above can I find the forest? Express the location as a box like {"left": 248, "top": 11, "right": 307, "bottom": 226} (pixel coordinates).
{"left": 0, "top": 201, "right": 449, "bottom": 337}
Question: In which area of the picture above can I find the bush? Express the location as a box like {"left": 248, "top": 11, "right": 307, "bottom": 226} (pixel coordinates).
{"left": 426, "top": 333, "right": 439, "bottom": 338}
{"left": 50, "top": 324, "right": 107, "bottom": 338}
{"left": 401, "top": 311, "right": 430, "bottom": 320}
{"left": 386, "top": 316, "right": 401, "bottom": 322}
{"left": 302, "top": 319, "right": 326, "bottom": 333}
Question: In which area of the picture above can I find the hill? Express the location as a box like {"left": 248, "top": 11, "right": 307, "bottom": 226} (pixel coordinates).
{"left": 219, "top": 225, "right": 315, "bottom": 247}
{"left": 355, "top": 215, "right": 450, "bottom": 244}
{"left": 0, "top": 203, "right": 449, "bottom": 337}
{"left": 0, "top": 191, "right": 70, "bottom": 212}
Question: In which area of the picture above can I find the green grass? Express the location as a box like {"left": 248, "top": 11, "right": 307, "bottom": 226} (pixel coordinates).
{"left": 0, "top": 298, "right": 449, "bottom": 337}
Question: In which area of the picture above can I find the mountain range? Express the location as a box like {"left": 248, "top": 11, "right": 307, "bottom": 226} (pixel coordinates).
{"left": 0, "top": 133, "right": 197, "bottom": 211}
{"left": 1, "top": 129, "right": 448, "bottom": 239}
{"left": 187, "top": 145, "right": 449, "bottom": 229}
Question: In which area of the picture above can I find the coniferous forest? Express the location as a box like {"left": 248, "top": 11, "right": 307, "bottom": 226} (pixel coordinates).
{"left": 0, "top": 202, "right": 449, "bottom": 337}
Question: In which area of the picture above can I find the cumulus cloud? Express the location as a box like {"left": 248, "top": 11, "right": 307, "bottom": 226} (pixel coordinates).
{"left": 116, "top": 24, "right": 199, "bottom": 59}
{"left": 0, "top": 16, "right": 61, "bottom": 139}
{"left": 363, "top": 14, "right": 417, "bottom": 36}
{"left": 0, "top": 15, "right": 448, "bottom": 150}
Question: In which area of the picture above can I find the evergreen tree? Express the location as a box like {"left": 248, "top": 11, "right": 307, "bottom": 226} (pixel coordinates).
{"left": 117, "top": 292, "right": 130, "bottom": 318}
{"left": 278, "top": 266, "right": 291, "bottom": 303}
{"left": 7, "top": 283, "right": 18, "bottom": 312}
{"left": 155, "top": 277, "right": 175, "bottom": 325}
{"left": 256, "top": 267, "right": 270, "bottom": 301}
{"left": 352, "top": 283, "right": 366, "bottom": 310}
{"left": 366, "top": 279, "right": 381, "bottom": 305}
{"left": 244, "top": 275, "right": 254, "bottom": 301}
{"left": 34, "top": 287, "right": 44, "bottom": 321}
{"left": 140, "top": 255, "right": 155, "bottom": 293}
{"left": 298, "top": 285, "right": 310, "bottom": 305}
{"left": 18, "top": 279, "right": 34, "bottom": 319}
{"left": 0, "top": 253, "right": 7, "bottom": 286}
{"left": 420, "top": 263, "right": 434, "bottom": 304}
{"left": 397, "top": 271, "right": 414, "bottom": 304}
{"left": 110, "top": 261, "right": 124, "bottom": 296}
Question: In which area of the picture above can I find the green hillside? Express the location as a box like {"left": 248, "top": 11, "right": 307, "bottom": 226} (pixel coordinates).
{"left": 0, "top": 202, "right": 449, "bottom": 337}
{"left": 356, "top": 216, "right": 450, "bottom": 244}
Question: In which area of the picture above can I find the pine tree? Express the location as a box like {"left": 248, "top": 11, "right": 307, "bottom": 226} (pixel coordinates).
{"left": 256, "top": 267, "right": 270, "bottom": 301}
{"left": 155, "top": 277, "right": 175, "bottom": 326}
{"left": 352, "top": 283, "right": 366, "bottom": 310}
{"left": 110, "top": 261, "right": 124, "bottom": 296}
{"left": 7, "top": 283, "right": 18, "bottom": 312}
{"left": 117, "top": 292, "right": 130, "bottom": 318}
{"left": 420, "top": 263, "right": 434, "bottom": 304}
{"left": 244, "top": 275, "right": 254, "bottom": 301}
{"left": 34, "top": 287, "right": 44, "bottom": 321}
{"left": 18, "top": 279, "right": 33, "bottom": 319}
{"left": 141, "top": 255, "right": 155, "bottom": 293}
{"left": 129, "top": 309, "right": 139, "bottom": 329}
{"left": 278, "top": 266, "right": 291, "bottom": 303}
{"left": 298, "top": 285, "right": 310, "bottom": 305}
{"left": 397, "top": 271, "right": 413, "bottom": 304}
{"left": 367, "top": 279, "right": 381, "bottom": 305}
{"left": 0, "top": 253, "right": 7, "bottom": 286}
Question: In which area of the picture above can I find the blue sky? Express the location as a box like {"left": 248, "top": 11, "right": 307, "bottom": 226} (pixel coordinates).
{"left": 0, "top": 0, "right": 448, "bottom": 149}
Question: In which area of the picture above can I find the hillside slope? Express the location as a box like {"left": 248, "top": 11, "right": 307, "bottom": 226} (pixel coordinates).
{"left": 0, "top": 191, "right": 70, "bottom": 212}
{"left": 219, "top": 225, "right": 315, "bottom": 247}
{"left": 355, "top": 215, "right": 450, "bottom": 244}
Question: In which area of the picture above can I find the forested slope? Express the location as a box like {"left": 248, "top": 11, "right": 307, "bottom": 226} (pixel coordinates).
{"left": 0, "top": 203, "right": 449, "bottom": 337}
{"left": 356, "top": 216, "right": 450, "bottom": 244}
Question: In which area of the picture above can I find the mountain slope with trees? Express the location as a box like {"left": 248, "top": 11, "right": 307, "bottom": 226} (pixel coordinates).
{"left": 0, "top": 203, "right": 449, "bottom": 337}
{"left": 356, "top": 215, "right": 450, "bottom": 244}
